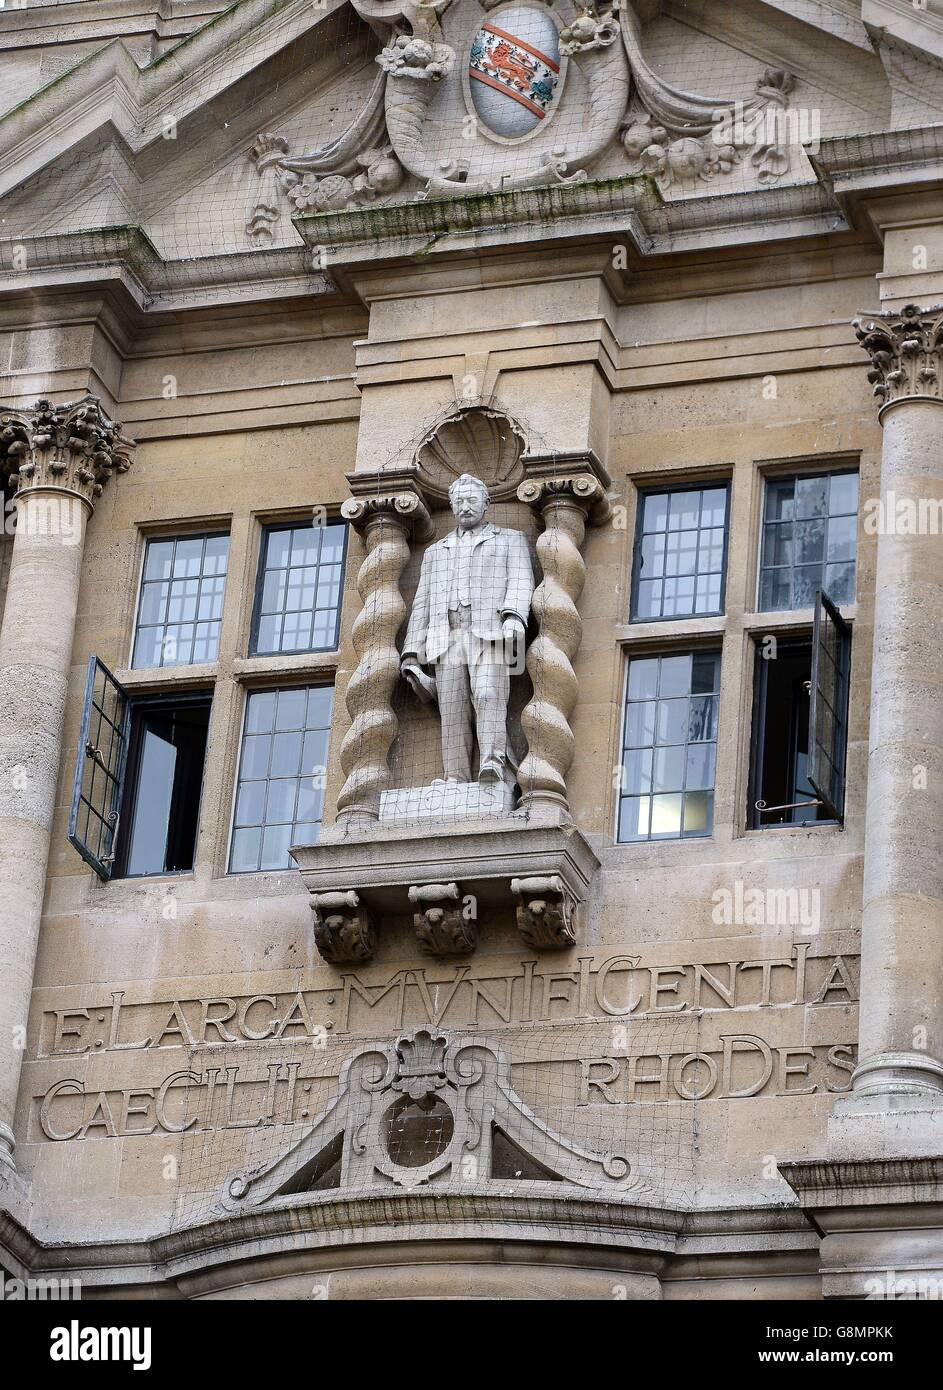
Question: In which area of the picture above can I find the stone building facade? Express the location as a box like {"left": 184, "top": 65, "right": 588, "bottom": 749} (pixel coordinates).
{"left": 0, "top": 0, "right": 942, "bottom": 1300}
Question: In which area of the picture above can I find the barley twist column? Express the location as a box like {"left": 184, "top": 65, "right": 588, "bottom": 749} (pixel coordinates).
{"left": 336, "top": 488, "right": 432, "bottom": 827}
{"left": 0, "top": 395, "right": 133, "bottom": 1172}
{"left": 852, "top": 303, "right": 943, "bottom": 1098}
{"left": 517, "top": 470, "right": 610, "bottom": 814}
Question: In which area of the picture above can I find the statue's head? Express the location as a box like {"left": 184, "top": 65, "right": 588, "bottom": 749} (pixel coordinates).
{"left": 448, "top": 474, "right": 490, "bottom": 529}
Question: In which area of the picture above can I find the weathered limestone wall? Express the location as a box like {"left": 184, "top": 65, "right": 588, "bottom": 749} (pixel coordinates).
{"left": 7, "top": 243, "right": 881, "bottom": 1267}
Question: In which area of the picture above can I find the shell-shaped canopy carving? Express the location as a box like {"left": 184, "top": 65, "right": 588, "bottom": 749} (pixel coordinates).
{"left": 415, "top": 408, "right": 526, "bottom": 502}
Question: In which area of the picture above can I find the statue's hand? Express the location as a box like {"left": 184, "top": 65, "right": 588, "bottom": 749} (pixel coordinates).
{"left": 502, "top": 616, "right": 525, "bottom": 672}
{"left": 402, "top": 659, "right": 437, "bottom": 706}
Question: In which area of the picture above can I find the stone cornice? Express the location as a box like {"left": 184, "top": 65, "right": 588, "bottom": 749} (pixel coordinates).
{"left": 781, "top": 1155, "right": 943, "bottom": 1209}
{"left": 0, "top": 394, "right": 134, "bottom": 506}
{"left": 0, "top": 1187, "right": 821, "bottom": 1291}
{"left": 853, "top": 302, "right": 943, "bottom": 412}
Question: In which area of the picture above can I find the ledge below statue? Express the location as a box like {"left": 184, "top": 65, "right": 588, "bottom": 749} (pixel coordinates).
{"left": 291, "top": 811, "right": 599, "bottom": 964}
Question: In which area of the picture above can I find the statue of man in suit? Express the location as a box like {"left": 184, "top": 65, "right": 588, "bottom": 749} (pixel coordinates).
{"left": 401, "top": 473, "right": 534, "bottom": 787}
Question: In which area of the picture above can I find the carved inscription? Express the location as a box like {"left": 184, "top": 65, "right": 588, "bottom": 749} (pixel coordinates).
{"left": 33, "top": 948, "right": 859, "bottom": 1141}
{"left": 39, "top": 946, "right": 857, "bottom": 1057}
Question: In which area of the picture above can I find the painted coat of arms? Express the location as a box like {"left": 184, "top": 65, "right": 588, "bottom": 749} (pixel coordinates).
{"left": 248, "top": 0, "right": 795, "bottom": 239}
{"left": 468, "top": 8, "right": 560, "bottom": 136}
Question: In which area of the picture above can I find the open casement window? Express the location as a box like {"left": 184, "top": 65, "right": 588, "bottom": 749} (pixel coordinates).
{"left": 808, "top": 588, "right": 851, "bottom": 822}
{"left": 68, "top": 656, "right": 130, "bottom": 880}
{"left": 749, "top": 589, "right": 851, "bottom": 828}
{"left": 69, "top": 659, "right": 212, "bottom": 880}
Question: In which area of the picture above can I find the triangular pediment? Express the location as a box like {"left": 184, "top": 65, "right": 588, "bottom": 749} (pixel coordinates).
{"left": 0, "top": 0, "right": 940, "bottom": 302}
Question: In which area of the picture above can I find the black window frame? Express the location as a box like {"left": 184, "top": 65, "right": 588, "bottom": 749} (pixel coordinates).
{"left": 131, "top": 530, "right": 231, "bottom": 670}
{"left": 248, "top": 518, "right": 348, "bottom": 658}
{"left": 68, "top": 655, "right": 130, "bottom": 880}
{"left": 630, "top": 479, "right": 731, "bottom": 624}
{"left": 227, "top": 683, "right": 334, "bottom": 874}
{"left": 68, "top": 659, "right": 214, "bottom": 881}
{"left": 748, "top": 592, "right": 851, "bottom": 830}
{"left": 615, "top": 647, "right": 723, "bottom": 844}
{"left": 756, "top": 468, "right": 859, "bottom": 614}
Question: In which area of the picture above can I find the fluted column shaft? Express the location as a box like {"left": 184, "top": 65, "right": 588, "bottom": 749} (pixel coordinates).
{"left": 517, "top": 473, "right": 609, "bottom": 813}
{"left": 853, "top": 304, "right": 943, "bottom": 1098}
{"left": 336, "top": 490, "right": 430, "bottom": 826}
{"left": 0, "top": 395, "right": 132, "bottom": 1171}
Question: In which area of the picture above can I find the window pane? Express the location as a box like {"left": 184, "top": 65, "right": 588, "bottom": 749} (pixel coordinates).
{"left": 828, "top": 472, "right": 859, "bottom": 516}
{"left": 251, "top": 522, "right": 346, "bottom": 655}
{"left": 633, "top": 486, "right": 728, "bottom": 621}
{"left": 765, "top": 479, "right": 794, "bottom": 522}
{"left": 229, "top": 685, "right": 335, "bottom": 873}
{"left": 275, "top": 687, "right": 308, "bottom": 730}
{"left": 627, "top": 658, "right": 658, "bottom": 700}
{"left": 619, "top": 796, "right": 651, "bottom": 842}
{"left": 246, "top": 691, "right": 276, "bottom": 734}
{"left": 759, "top": 471, "right": 858, "bottom": 612}
{"left": 144, "top": 540, "right": 174, "bottom": 581}
{"left": 133, "top": 535, "right": 228, "bottom": 668}
{"left": 622, "top": 747, "right": 652, "bottom": 794}
{"left": 659, "top": 654, "right": 691, "bottom": 696}
{"left": 651, "top": 793, "right": 683, "bottom": 837}
{"left": 618, "top": 652, "right": 720, "bottom": 842}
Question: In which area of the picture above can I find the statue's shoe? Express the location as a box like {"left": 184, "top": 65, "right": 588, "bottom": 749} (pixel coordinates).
{"left": 478, "top": 760, "right": 503, "bottom": 784}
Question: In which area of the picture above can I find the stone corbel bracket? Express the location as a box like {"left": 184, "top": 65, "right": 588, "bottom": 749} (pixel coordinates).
{"left": 516, "top": 451, "right": 613, "bottom": 815}
{"left": 511, "top": 874, "right": 578, "bottom": 950}
{"left": 292, "top": 815, "right": 600, "bottom": 964}
{"left": 408, "top": 881, "right": 478, "bottom": 957}
{"left": 309, "top": 890, "right": 376, "bottom": 965}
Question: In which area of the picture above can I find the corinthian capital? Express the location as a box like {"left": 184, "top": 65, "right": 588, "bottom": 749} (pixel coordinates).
{"left": 853, "top": 303, "right": 943, "bottom": 411}
{"left": 0, "top": 394, "right": 134, "bottom": 506}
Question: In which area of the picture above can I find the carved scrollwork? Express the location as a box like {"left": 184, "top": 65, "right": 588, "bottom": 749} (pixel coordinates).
{"left": 408, "top": 882, "right": 478, "bottom": 956}
{"left": 223, "top": 1026, "right": 638, "bottom": 1207}
{"left": 853, "top": 303, "right": 943, "bottom": 409}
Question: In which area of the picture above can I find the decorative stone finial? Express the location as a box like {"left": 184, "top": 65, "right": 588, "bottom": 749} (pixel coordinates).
{"left": 0, "top": 394, "right": 134, "bottom": 505}
{"left": 853, "top": 303, "right": 943, "bottom": 411}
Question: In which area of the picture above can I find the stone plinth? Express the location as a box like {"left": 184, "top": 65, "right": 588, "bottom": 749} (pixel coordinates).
{"left": 292, "top": 811, "right": 598, "bottom": 962}
{"left": 379, "top": 780, "right": 515, "bottom": 825}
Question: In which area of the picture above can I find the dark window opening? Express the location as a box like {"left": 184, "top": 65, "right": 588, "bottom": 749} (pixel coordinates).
{"left": 750, "top": 595, "right": 850, "bottom": 828}
{"left": 114, "top": 695, "right": 212, "bottom": 877}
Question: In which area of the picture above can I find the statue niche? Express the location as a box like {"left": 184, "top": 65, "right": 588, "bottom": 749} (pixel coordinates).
{"left": 383, "top": 412, "right": 536, "bottom": 823}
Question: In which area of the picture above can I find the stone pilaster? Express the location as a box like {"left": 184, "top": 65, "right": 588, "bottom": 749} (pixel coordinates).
{"left": 517, "top": 457, "right": 611, "bottom": 815}
{"left": 0, "top": 395, "right": 133, "bottom": 1173}
{"left": 335, "top": 474, "right": 432, "bottom": 827}
{"left": 851, "top": 304, "right": 943, "bottom": 1100}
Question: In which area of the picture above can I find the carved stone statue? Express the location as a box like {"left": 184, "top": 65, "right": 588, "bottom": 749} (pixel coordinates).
{"left": 401, "top": 474, "right": 533, "bottom": 789}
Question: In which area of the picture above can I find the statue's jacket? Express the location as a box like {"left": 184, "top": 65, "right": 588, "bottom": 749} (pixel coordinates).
{"left": 403, "top": 521, "right": 534, "bottom": 666}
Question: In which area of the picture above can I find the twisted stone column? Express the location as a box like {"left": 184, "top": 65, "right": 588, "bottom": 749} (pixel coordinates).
{"left": 517, "top": 471, "right": 610, "bottom": 814}
{"left": 0, "top": 395, "right": 133, "bottom": 1172}
{"left": 852, "top": 303, "right": 943, "bottom": 1098}
{"left": 336, "top": 488, "right": 432, "bottom": 827}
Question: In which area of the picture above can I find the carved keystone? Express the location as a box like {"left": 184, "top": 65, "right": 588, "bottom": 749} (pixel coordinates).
{"left": 511, "top": 874, "right": 578, "bottom": 950}
{"left": 408, "top": 882, "right": 478, "bottom": 956}
{"left": 309, "top": 890, "right": 376, "bottom": 964}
